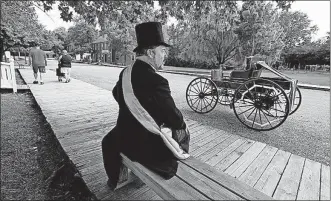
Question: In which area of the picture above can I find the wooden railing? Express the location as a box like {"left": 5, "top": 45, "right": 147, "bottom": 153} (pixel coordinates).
{"left": 1, "top": 58, "right": 17, "bottom": 93}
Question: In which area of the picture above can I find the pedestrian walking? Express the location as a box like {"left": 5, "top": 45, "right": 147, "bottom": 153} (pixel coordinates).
{"left": 29, "top": 43, "right": 47, "bottom": 85}
{"left": 102, "top": 22, "right": 190, "bottom": 190}
{"left": 58, "top": 50, "right": 72, "bottom": 83}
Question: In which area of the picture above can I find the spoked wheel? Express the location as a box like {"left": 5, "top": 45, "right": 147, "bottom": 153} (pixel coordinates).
{"left": 186, "top": 77, "right": 219, "bottom": 114}
{"left": 232, "top": 78, "right": 290, "bottom": 131}
{"left": 218, "top": 88, "right": 233, "bottom": 105}
{"left": 288, "top": 87, "right": 302, "bottom": 115}
{"left": 275, "top": 87, "right": 302, "bottom": 116}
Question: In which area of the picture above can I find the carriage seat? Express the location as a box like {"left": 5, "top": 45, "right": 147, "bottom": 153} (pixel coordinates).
{"left": 229, "top": 63, "right": 263, "bottom": 80}
{"left": 229, "top": 66, "right": 254, "bottom": 80}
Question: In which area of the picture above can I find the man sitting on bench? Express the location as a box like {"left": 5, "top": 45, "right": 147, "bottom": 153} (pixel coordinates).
{"left": 102, "top": 22, "right": 190, "bottom": 190}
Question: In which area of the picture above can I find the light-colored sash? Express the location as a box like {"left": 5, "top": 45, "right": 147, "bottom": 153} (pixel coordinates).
{"left": 122, "top": 58, "right": 190, "bottom": 160}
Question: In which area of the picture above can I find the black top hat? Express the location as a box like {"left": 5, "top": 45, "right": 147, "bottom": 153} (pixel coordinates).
{"left": 133, "top": 22, "right": 171, "bottom": 52}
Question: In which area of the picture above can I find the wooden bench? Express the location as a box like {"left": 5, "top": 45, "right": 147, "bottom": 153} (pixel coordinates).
{"left": 119, "top": 153, "right": 274, "bottom": 200}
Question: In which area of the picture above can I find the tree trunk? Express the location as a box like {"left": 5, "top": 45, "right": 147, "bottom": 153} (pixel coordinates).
{"left": 0, "top": 40, "right": 4, "bottom": 62}
{"left": 250, "top": 36, "right": 255, "bottom": 56}
{"left": 25, "top": 51, "right": 27, "bottom": 64}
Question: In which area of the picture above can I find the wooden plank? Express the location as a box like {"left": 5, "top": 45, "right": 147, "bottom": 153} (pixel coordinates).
{"left": 135, "top": 189, "right": 158, "bottom": 200}
{"left": 80, "top": 163, "right": 104, "bottom": 178}
{"left": 128, "top": 188, "right": 157, "bottom": 200}
{"left": 42, "top": 102, "right": 111, "bottom": 115}
{"left": 65, "top": 137, "right": 102, "bottom": 152}
{"left": 83, "top": 168, "right": 107, "bottom": 186}
{"left": 43, "top": 103, "right": 110, "bottom": 114}
{"left": 205, "top": 138, "right": 246, "bottom": 167}
{"left": 51, "top": 113, "right": 112, "bottom": 128}
{"left": 190, "top": 126, "right": 217, "bottom": 142}
{"left": 214, "top": 139, "right": 254, "bottom": 172}
{"left": 72, "top": 149, "right": 102, "bottom": 165}
{"left": 186, "top": 120, "right": 203, "bottom": 130}
{"left": 190, "top": 124, "right": 210, "bottom": 136}
{"left": 176, "top": 163, "right": 243, "bottom": 200}
{"left": 254, "top": 150, "right": 291, "bottom": 197}
{"left": 320, "top": 164, "right": 330, "bottom": 201}
{"left": 181, "top": 157, "right": 274, "bottom": 200}
{"left": 238, "top": 145, "right": 278, "bottom": 187}
{"left": 42, "top": 109, "right": 111, "bottom": 121}
{"left": 17, "top": 84, "right": 29, "bottom": 90}
{"left": 225, "top": 142, "right": 266, "bottom": 178}
{"left": 57, "top": 124, "right": 112, "bottom": 141}
{"left": 59, "top": 126, "right": 110, "bottom": 146}
{"left": 86, "top": 173, "right": 109, "bottom": 192}
{"left": 273, "top": 154, "right": 305, "bottom": 200}
{"left": 125, "top": 186, "right": 151, "bottom": 200}
{"left": 53, "top": 121, "right": 113, "bottom": 134}
{"left": 67, "top": 140, "right": 102, "bottom": 155}
{"left": 296, "top": 159, "right": 321, "bottom": 200}
{"left": 71, "top": 150, "right": 102, "bottom": 165}
{"left": 190, "top": 125, "right": 210, "bottom": 139}
{"left": 47, "top": 109, "right": 113, "bottom": 122}
{"left": 33, "top": 94, "right": 111, "bottom": 104}
{"left": 198, "top": 135, "right": 239, "bottom": 163}
{"left": 191, "top": 132, "right": 230, "bottom": 158}
{"left": 150, "top": 194, "right": 162, "bottom": 200}
{"left": 190, "top": 129, "right": 223, "bottom": 152}
{"left": 121, "top": 154, "right": 209, "bottom": 200}
{"left": 98, "top": 178, "right": 146, "bottom": 200}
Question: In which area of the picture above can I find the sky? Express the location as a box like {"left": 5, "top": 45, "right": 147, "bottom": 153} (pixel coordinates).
{"left": 35, "top": 1, "right": 330, "bottom": 41}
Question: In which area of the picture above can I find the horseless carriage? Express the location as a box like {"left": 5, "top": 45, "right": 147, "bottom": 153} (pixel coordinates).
{"left": 185, "top": 57, "right": 302, "bottom": 131}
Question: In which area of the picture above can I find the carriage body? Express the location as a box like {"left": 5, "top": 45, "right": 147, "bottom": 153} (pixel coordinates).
{"left": 186, "top": 60, "right": 302, "bottom": 131}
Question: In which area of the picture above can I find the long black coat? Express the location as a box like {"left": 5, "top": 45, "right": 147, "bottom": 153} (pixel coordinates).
{"left": 102, "top": 59, "right": 187, "bottom": 187}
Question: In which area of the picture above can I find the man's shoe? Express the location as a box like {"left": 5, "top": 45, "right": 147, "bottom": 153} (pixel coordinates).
{"left": 107, "top": 179, "right": 116, "bottom": 190}
{"left": 33, "top": 81, "right": 38, "bottom": 84}
{"left": 40, "top": 82, "right": 44, "bottom": 85}
{"left": 106, "top": 171, "right": 139, "bottom": 191}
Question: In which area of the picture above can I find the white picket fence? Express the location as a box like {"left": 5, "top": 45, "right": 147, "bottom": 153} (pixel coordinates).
{"left": 1, "top": 58, "right": 17, "bottom": 93}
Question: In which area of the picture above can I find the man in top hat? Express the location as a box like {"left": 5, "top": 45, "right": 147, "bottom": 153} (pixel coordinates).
{"left": 102, "top": 22, "right": 190, "bottom": 189}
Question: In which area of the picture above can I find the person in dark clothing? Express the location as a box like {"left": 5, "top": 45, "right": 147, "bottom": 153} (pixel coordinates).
{"left": 102, "top": 22, "right": 190, "bottom": 190}
{"left": 58, "top": 50, "right": 72, "bottom": 83}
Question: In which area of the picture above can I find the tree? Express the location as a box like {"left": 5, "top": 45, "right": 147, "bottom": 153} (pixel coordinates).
{"left": 67, "top": 17, "right": 98, "bottom": 57}
{"left": 36, "top": 0, "right": 294, "bottom": 67}
{"left": 0, "top": 1, "right": 47, "bottom": 61}
{"left": 166, "top": 1, "right": 240, "bottom": 67}
{"left": 279, "top": 10, "right": 318, "bottom": 51}
{"left": 235, "top": 1, "right": 286, "bottom": 64}
{"left": 281, "top": 35, "right": 330, "bottom": 69}
{"left": 49, "top": 27, "right": 67, "bottom": 56}
{"left": 101, "top": 1, "right": 165, "bottom": 58}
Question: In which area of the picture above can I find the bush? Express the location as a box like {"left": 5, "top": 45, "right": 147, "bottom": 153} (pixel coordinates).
{"left": 165, "top": 57, "right": 218, "bottom": 69}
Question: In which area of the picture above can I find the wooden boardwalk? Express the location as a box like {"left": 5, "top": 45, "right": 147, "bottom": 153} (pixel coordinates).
{"left": 19, "top": 68, "right": 330, "bottom": 200}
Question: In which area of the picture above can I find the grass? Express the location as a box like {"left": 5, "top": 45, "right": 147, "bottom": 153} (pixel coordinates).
{"left": 1, "top": 72, "right": 97, "bottom": 200}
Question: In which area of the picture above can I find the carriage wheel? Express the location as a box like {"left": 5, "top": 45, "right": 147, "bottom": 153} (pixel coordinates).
{"left": 289, "top": 87, "right": 302, "bottom": 115}
{"left": 186, "top": 77, "right": 219, "bottom": 114}
{"left": 232, "top": 78, "right": 290, "bottom": 131}
{"left": 218, "top": 88, "right": 233, "bottom": 105}
{"left": 275, "top": 87, "right": 302, "bottom": 116}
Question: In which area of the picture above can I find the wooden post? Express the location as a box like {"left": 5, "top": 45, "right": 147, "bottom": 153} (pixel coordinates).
{"left": 112, "top": 163, "right": 138, "bottom": 191}
{"left": 9, "top": 57, "right": 17, "bottom": 93}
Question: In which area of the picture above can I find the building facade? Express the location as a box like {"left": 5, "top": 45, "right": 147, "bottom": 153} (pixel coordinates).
{"left": 91, "top": 34, "right": 135, "bottom": 66}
